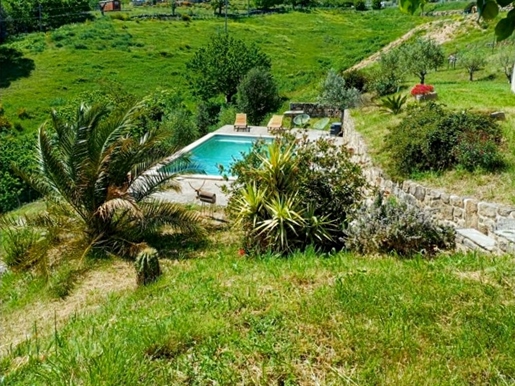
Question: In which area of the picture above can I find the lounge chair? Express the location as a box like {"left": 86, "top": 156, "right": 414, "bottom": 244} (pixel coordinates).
{"left": 267, "top": 115, "right": 284, "bottom": 132}
{"left": 233, "top": 113, "right": 249, "bottom": 132}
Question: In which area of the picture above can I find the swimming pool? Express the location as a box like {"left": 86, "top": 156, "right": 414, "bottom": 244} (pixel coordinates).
{"left": 169, "top": 134, "right": 272, "bottom": 177}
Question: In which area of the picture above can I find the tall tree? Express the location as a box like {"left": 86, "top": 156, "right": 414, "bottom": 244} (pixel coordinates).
{"left": 188, "top": 34, "right": 271, "bottom": 104}
{"left": 318, "top": 69, "right": 361, "bottom": 129}
{"left": 401, "top": 38, "right": 444, "bottom": 84}
{"left": 236, "top": 67, "right": 281, "bottom": 125}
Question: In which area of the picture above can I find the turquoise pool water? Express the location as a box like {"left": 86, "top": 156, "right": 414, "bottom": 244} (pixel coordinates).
{"left": 180, "top": 134, "right": 270, "bottom": 176}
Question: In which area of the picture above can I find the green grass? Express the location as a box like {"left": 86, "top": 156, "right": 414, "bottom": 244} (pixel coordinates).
{"left": 0, "top": 8, "right": 424, "bottom": 132}
{"left": 2, "top": 230, "right": 515, "bottom": 384}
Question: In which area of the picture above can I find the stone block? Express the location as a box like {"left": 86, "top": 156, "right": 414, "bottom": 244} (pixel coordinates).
{"left": 497, "top": 206, "right": 515, "bottom": 217}
{"left": 441, "top": 193, "right": 450, "bottom": 204}
{"left": 478, "top": 202, "right": 498, "bottom": 219}
{"left": 464, "top": 213, "right": 478, "bottom": 229}
{"left": 490, "top": 111, "right": 506, "bottom": 120}
{"left": 453, "top": 207, "right": 464, "bottom": 220}
{"left": 414, "top": 185, "right": 426, "bottom": 202}
{"left": 442, "top": 205, "right": 454, "bottom": 221}
{"left": 450, "top": 195, "right": 464, "bottom": 208}
{"left": 463, "top": 199, "right": 478, "bottom": 215}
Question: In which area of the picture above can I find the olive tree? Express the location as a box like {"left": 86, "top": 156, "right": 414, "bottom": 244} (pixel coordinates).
{"left": 401, "top": 38, "right": 444, "bottom": 84}
{"left": 318, "top": 69, "right": 361, "bottom": 128}
{"left": 460, "top": 48, "right": 487, "bottom": 81}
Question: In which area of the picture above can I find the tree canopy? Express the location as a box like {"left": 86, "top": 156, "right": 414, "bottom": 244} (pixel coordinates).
{"left": 236, "top": 67, "right": 281, "bottom": 125}
{"left": 401, "top": 38, "right": 444, "bottom": 85}
{"left": 318, "top": 69, "right": 361, "bottom": 125}
{"left": 188, "top": 34, "right": 271, "bottom": 104}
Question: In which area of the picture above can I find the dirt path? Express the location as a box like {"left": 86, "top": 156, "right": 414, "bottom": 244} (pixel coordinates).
{"left": 0, "top": 260, "right": 136, "bottom": 358}
{"left": 348, "top": 19, "right": 464, "bottom": 72}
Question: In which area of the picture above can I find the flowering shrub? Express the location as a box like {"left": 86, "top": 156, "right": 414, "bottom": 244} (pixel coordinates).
{"left": 411, "top": 84, "right": 434, "bottom": 97}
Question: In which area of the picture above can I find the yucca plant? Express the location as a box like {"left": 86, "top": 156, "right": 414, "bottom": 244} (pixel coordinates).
{"left": 17, "top": 103, "right": 202, "bottom": 262}
{"left": 381, "top": 94, "right": 408, "bottom": 115}
{"left": 135, "top": 247, "right": 161, "bottom": 286}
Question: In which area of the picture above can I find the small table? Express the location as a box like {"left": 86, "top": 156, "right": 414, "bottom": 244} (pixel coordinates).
{"left": 283, "top": 110, "right": 305, "bottom": 128}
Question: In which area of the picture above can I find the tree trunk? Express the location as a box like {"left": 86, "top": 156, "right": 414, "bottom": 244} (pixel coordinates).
{"left": 469, "top": 70, "right": 473, "bottom": 81}
{"left": 419, "top": 72, "right": 426, "bottom": 84}
{"left": 340, "top": 108, "right": 345, "bottom": 137}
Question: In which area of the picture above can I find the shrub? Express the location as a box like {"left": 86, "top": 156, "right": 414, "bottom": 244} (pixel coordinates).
{"left": 345, "top": 193, "right": 455, "bottom": 256}
{"left": 381, "top": 94, "right": 407, "bottom": 114}
{"left": 343, "top": 69, "right": 369, "bottom": 92}
{"left": 1, "top": 225, "right": 44, "bottom": 270}
{"left": 385, "top": 103, "right": 504, "bottom": 176}
{"left": 17, "top": 108, "right": 31, "bottom": 119}
{"left": 236, "top": 67, "right": 281, "bottom": 125}
{"left": 371, "top": 74, "right": 400, "bottom": 96}
{"left": 354, "top": 0, "right": 367, "bottom": 10}
{"left": 454, "top": 136, "right": 505, "bottom": 172}
{"left": 228, "top": 134, "right": 367, "bottom": 255}
{"left": 181, "top": 14, "right": 192, "bottom": 22}
{"left": 411, "top": 84, "right": 434, "bottom": 97}
{"left": 372, "top": 0, "right": 382, "bottom": 9}
{"left": 0, "top": 116, "right": 12, "bottom": 132}
{"left": 135, "top": 247, "right": 161, "bottom": 286}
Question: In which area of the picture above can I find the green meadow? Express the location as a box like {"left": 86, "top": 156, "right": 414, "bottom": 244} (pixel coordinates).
{"left": 2, "top": 227, "right": 515, "bottom": 385}
{"left": 0, "top": 8, "right": 423, "bottom": 131}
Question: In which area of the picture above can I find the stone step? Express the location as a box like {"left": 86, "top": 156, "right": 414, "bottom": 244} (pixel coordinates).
{"left": 456, "top": 228, "right": 497, "bottom": 253}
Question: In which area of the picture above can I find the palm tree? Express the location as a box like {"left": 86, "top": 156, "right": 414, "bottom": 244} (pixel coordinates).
{"left": 22, "top": 103, "right": 202, "bottom": 261}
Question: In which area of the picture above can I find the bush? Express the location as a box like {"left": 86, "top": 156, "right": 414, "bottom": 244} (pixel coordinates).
{"left": 343, "top": 69, "right": 369, "bottom": 93}
{"left": 17, "top": 108, "right": 31, "bottom": 119}
{"left": 372, "top": 0, "right": 382, "bottom": 9}
{"left": 411, "top": 84, "right": 434, "bottom": 97}
{"left": 236, "top": 67, "right": 281, "bottom": 125}
{"left": 1, "top": 225, "right": 43, "bottom": 270}
{"left": 454, "top": 136, "right": 505, "bottom": 172}
{"left": 371, "top": 73, "right": 400, "bottom": 96}
{"left": 385, "top": 103, "right": 504, "bottom": 176}
{"left": 0, "top": 133, "right": 39, "bottom": 212}
{"left": 0, "top": 116, "right": 12, "bottom": 132}
{"left": 181, "top": 14, "right": 192, "bottom": 22}
{"left": 228, "top": 134, "right": 367, "bottom": 255}
{"left": 354, "top": 0, "right": 367, "bottom": 10}
{"left": 381, "top": 94, "right": 407, "bottom": 115}
{"left": 345, "top": 193, "right": 455, "bottom": 256}
{"left": 196, "top": 100, "right": 222, "bottom": 136}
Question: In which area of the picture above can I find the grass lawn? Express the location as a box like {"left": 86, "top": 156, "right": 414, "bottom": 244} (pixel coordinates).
{"left": 1, "top": 227, "right": 515, "bottom": 385}
{"left": 0, "top": 8, "right": 424, "bottom": 132}
{"left": 353, "top": 15, "right": 515, "bottom": 204}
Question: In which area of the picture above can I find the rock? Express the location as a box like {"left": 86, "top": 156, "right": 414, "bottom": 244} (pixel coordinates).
{"left": 0, "top": 262, "right": 7, "bottom": 277}
{"left": 490, "top": 111, "right": 506, "bottom": 120}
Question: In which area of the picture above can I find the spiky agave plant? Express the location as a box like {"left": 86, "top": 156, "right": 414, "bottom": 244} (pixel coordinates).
{"left": 18, "top": 103, "right": 202, "bottom": 260}
{"left": 135, "top": 246, "right": 161, "bottom": 286}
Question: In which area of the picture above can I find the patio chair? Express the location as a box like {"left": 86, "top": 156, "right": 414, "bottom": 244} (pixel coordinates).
{"left": 233, "top": 113, "right": 249, "bottom": 132}
{"left": 267, "top": 115, "right": 284, "bottom": 133}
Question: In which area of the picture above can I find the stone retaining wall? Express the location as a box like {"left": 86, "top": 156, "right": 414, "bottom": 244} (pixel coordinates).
{"left": 344, "top": 113, "right": 515, "bottom": 254}
{"left": 289, "top": 102, "right": 341, "bottom": 118}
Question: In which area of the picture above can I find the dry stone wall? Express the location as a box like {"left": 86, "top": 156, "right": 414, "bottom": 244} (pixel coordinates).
{"left": 344, "top": 113, "right": 515, "bottom": 254}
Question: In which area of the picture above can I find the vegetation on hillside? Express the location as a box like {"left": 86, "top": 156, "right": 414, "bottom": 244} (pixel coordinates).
{"left": 2, "top": 233, "right": 515, "bottom": 384}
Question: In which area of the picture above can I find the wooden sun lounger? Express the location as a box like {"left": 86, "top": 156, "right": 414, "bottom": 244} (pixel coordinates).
{"left": 267, "top": 115, "right": 284, "bottom": 132}
{"left": 233, "top": 113, "right": 249, "bottom": 132}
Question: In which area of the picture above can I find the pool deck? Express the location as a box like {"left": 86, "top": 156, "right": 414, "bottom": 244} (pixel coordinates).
{"left": 156, "top": 125, "right": 342, "bottom": 207}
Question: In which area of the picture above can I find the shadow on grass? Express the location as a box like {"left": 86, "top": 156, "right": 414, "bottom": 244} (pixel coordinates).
{"left": 146, "top": 231, "right": 211, "bottom": 260}
{"left": 0, "top": 47, "right": 35, "bottom": 88}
